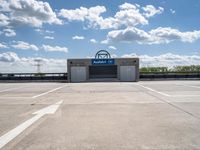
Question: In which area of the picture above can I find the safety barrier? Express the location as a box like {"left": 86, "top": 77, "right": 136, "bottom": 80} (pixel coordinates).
{"left": 140, "top": 72, "right": 200, "bottom": 80}
{"left": 0, "top": 72, "right": 199, "bottom": 81}
{"left": 0, "top": 73, "right": 67, "bottom": 81}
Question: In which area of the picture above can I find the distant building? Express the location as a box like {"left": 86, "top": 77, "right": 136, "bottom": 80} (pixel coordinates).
{"left": 67, "top": 50, "right": 139, "bottom": 82}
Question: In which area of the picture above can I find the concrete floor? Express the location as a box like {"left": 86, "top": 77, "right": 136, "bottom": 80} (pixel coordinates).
{"left": 0, "top": 81, "right": 200, "bottom": 150}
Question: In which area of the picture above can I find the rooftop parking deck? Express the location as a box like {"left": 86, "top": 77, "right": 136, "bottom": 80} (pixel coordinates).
{"left": 0, "top": 81, "right": 200, "bottom": 149}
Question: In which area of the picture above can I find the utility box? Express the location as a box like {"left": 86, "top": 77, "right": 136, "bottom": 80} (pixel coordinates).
{"left": 67, "top": 50, "right": 139, "bottom": 82}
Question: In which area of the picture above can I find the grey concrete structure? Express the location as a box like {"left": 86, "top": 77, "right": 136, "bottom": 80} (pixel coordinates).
{"left": 67, "top": 58, "right": 139, "bottom": 82}
{"left": 0, "top": 81, "right": 200, "bottom": 150}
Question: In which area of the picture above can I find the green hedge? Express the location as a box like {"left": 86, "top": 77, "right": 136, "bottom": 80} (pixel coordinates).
{"left": 140, "top": 65, "right": 200, "bottom": 72}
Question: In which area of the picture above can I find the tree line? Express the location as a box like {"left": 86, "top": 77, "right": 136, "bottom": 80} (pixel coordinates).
{"left": 140, "top": 65, "right": 200, "bottom": 72}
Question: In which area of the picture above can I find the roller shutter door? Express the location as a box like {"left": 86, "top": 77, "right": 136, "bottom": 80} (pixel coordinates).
{"left": 89, "top": 65, "right": 117, "bottom": 78}
{"left": 71, "top": 67, "right": 86, "bottom": 82}
{"left": 120, "top": 66, "right": 136, "bottom": 81}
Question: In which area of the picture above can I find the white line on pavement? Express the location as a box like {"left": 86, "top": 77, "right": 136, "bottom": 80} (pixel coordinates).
{"left": 0, "top": 100, "right": 63, "bottom": 149}
{"left": 32, "top": 84, "right": 67, "bottom": 98}
{"left": 136, "top": 83, "right": 171, "bottom": 97}
{"left": 171, "top": 95, "right": 200, "bottom": 97}
{"left": 178, "top": 84, "right": 200, "bottom": 89}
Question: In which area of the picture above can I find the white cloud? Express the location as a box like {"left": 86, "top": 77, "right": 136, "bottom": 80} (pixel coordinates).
{"left": 59, "top": 7, "right": 91, "bottom": 21}
{"left": 90, "top": 39, "right": 98, "bottom": 43}
{"left": 72, "top": 35, "right": 85, "bottom": 40}
{"left": 42, "top": 45, "right": 68, "bottom": 53}
{"left": 35, "top": 29, "right": 55, "bottom": 35}
{"left": 106, "top": 27, "right": 150, "bottom": 43}
{"left": 106, "top": 27, "right": 200, "bottom": 44}
{"left": 7, "top": 42, "right": 69, "bottom": 53}
{"left": 100, "top": 40, "right": 108, "bottom": 44}
{"left": 58, "top": 6, "right": 106, "bottom": 26}
{"left": 149, "top": 27, "right": 200, "bottom": 43}
{"left": 0, "top": 52, "right": 20, "bottom": 62}
{"left": 0, "top": 52, "right": 67, "bottom": 73}
{"left": 119, "top": 2, "right": 140, "bottom": 9}
{"left": 170, "top": 9, "right": 176, "bottom": 14}
{"left": 44, "top": 36, "right": 54, "bottom": 39}
{"left": 1, "top": 52, "right": 199, "bottom": 73}
{"left": 58, "top": 3, "right": 163, "bottom": 29}
{"left": 109, "top": 46, "right": 117, "bottom": 50}
{"left": 0, "top": 43, "right": 8, "bottom": 48}
{"left": 0, "top": 13, "right": 9, "bottom": 26}
{"left": 122, "top": 53, "right": 200, "bottom": 67}
{"left": 143, "top": 5, "right": 164, "bottom": 18}
{"left": 12, "top": 41, "right": 39, "bottom": 50}
{"left": 0, "top": 1, "right": 10, "bottom": 12}
{"left": 45, "top": 30, "right": 54, "bottom": 34}
{"left": 114, "top": 3, "right": 148, "bottom": 27}
{"left": 0, "top": 0, "right": 62, "bottom": 28}
{"left": 34, "top": 28, "right": 42, "bottom": 32}
{"left": 3, "top": 28, "right": 16, "bottom": 37}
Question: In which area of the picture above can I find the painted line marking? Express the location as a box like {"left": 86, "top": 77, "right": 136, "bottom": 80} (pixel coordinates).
{"left": 177, "top": 84, "right": 200, "bottom": 89}
{"left": 0, "top": 100, "right": 63, "bottom": 149}
{"left": 32, "top": 84, "right": 67, "bottom": 98}
{"left": 136, "top": 83, "right": 171, "bottom": 97}
{"left": 171, "top": 95, "right": 200, "bottom": 97}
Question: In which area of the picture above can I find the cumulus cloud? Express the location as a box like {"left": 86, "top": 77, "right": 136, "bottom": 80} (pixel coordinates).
{"left": 3, "top": 28, "right": 16, "bottom": 37}
{"left": 114, "top": 3, "right": 148, "bottom": 27}
{"left": 12, "top": 41, "right": 39, "bottom": 50}
{"left": 44, "top": 36, "right": 54, "bottom": 39}
{"left": 119, "top": 2, "right": 140, "bottom": 9}
{"left": 59, "top": 6, "right": 107, "bottom": 29}
{"left": 106, "top": 27, "right": 150, "bottom": 43}
{"left": 149, "top": 27, "right": 200, "bottom": 43}
{"left": 0, "top": 52, "right": 67, "bottom": 73}
{"left": 0, "top": 43, "right": 8, "bottom": 48}
{"left": 106, "top": 27, "right": 200, "bottom": 44}
{"left": 6, "top": 41, "right": 69, "bottom": 53}
{"left": 142, "top": 5, "right": 164, "bottom": 18}
{"left": 109, "top": 46, "right": 117, "bottom": 50}
{"left": 0, "top": 52, "right": 20, "bottom": 62}
{"left": 0, "top": 13, "right": 9, "bottom": 26}
{"left": 90, "top": 39, "right": 98, "bottom": 43}
{"left": 1, "top": 52, "right": 199, "bottom": 73}
{"left": 0, "top": 0, "right": 62, "bottom": 28}
{"left": 122, "top": 53, "right": 200, "bottom": 67}
{"left": 72, "top": 35, "right": 85, "bottom": 40}
{"left": 42, "top": 45, "right": 68, "bottom": 53}
{"left": 58, "top": 3, "right": 163, "bottom": 29}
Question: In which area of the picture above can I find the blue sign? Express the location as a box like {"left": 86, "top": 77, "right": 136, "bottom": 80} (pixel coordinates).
{"left": 92, "top": 59, "right": 115, "bottom": 65}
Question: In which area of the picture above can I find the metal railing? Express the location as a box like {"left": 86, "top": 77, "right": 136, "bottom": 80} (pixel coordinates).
{"left": 0, "top": 73, "right": 67, "bottom": 81}
{"left": 0, "top": 71, "right": 199, "bottom": 81}
{"left": 140, "top": 71, "right": 200, "bottom": 79}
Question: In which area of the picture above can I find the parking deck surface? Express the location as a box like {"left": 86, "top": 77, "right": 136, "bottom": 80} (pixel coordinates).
{"left": 0, "top": 81, "right": 200, "bottom": 150}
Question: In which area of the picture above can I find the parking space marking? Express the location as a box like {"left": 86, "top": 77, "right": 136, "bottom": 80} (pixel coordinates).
{"left": 32, "top": 84, "right": 67, "bottom": 98}
{"left": 0, "top": 100, "right": 63, "bottom": 149}
{"left": 172, "top": 95, "right": 200, "bottom": 97}
{"left": 136, "top": 83, "right": 171, "bottom": 97}
{"left": 178, "top": 84, "right": 200, "bottom": 89}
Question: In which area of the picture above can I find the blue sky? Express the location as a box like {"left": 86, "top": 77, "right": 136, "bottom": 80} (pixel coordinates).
{"left": 0, "top": 0, "right": 200, "bottom": 72}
